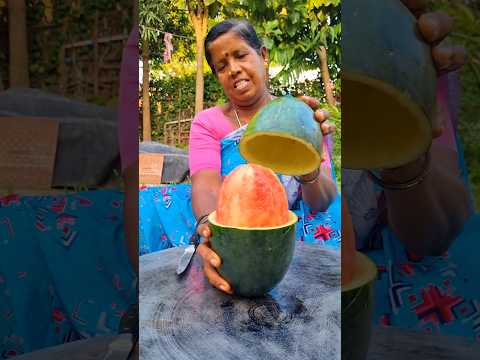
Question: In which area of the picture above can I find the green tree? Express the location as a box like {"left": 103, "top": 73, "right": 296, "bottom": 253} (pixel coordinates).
{"left": 230, "top": 0, "right": 341, "bottom": 103}
{"left": 140, "top": 1, "right": 163, "bottom": 141}
{"left": 176, "top": 0, "right": 231, "bottom": 114}
{"left": 140, "top": 0, "right": 194, "bottom": 140}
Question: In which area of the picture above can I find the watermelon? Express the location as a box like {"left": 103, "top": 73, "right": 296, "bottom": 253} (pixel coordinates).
{"left": 209, "top": 163, "right": 296, "bottom": 297}
{"left": 342, "top": 252, "right": 377, "bottom": 360}
{"left": 342, "top": 0, "right": 436, "bottom": 169}
{"left": 209, "top": 210, "right": 297, "bottom": 297}
{"left": 216, "top": 164, "right": 289, "bottom": 228}
{"left": 239, "top": 96, "right": 323, "bottom": 176}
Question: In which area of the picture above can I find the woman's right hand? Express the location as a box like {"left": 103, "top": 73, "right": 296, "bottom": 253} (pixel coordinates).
{"left": 402, "top": 0, "right": 468, "bottom": 139}
{"left": 196, "top": 223, "right": 233, "bottom": 294}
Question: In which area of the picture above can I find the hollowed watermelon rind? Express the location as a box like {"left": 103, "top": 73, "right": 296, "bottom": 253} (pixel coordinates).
{"left": 208, "top": 210, "right": 297, "bottom": 297}
{"left": 342, "top": 0, "right": 436, "bottom": 170}
{"left": 342, "top": 251, "right": 377, "bottom": 360}
{"left": 239, "top": 96, "right": 323, "bottom": 176}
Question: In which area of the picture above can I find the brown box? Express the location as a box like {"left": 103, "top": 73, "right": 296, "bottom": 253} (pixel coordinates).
{"left": 139, "top": 153, "right": 164, "bottom": 185}
{"left": 0, "top": 117, "right": 59, "bottom": 190}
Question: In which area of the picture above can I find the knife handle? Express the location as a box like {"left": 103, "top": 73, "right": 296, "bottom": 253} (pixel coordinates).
{"left": 189, "top": 232, "right": 200, "bottom": 246}
{"left": 191, "top": 214, "right": 209, "bottom": 246}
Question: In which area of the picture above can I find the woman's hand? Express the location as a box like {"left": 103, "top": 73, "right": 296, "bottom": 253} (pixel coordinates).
{"left": 297, "top": 95, "right": 335, "bottom": 136}
{"left": 196, "top": 222, "right": 233, "bottom": 294}
{"left": 405, "top": 0, "right": 467, "bottom": 74}
{"left": 382, "top": 1, "right": 468, "bottom": 175}
{"left": 402, "top": 0, "right": 468, "bottom": 139}
{"left": 293, "top": 95, "right": 338, "bottom": 211}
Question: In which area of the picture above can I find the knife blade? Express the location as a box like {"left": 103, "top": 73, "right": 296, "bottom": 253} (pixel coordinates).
{"left": 176, "top": 232, "right": 200, "bottom": 275}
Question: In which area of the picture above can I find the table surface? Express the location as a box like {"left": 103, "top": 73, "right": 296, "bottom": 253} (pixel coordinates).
{"left": 14, "top": 334, "right": 134, "bottom": 360}
{"left": 368, "top": 325, "right": 480, "bottom": 359}
{"left": 140, "top": 242, "right": 341, "bottom": 360}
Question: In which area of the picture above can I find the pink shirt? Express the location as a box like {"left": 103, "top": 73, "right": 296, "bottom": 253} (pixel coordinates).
{"left": 188, "top": 106, "right": 234, "bottom": 176}
{"left": 118, "top": 26, "right": 139, "bottom": 173}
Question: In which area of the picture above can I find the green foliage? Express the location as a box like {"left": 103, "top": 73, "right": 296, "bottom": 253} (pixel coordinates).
{"left": 431, "top": 1, "right": 480, "bottom": 208}
{"left": 227, "top": 0, "right": 341, "bottom": 86}
{"left": 149, "top": 71, "right": 226, "bottom": 138}
{"left": 140, "top": 0, "right": 194, "bottom": 61}
{"left": 23, "top": 1, "right": 133, "bottom": 100}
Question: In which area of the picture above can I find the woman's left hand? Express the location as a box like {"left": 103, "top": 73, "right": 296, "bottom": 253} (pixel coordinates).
{"left": 298, "top": 95, "right": 336, "bottom": 136}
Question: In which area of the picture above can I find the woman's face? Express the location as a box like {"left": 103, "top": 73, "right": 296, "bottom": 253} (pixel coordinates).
{"left": 207, "top": 31, "right": 268, "bottom": 107}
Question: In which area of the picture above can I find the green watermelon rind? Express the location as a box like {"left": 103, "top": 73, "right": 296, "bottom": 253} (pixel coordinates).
{"left": 341, "top": 251, "right": 378, "bottom": 360}
{"left": 208, "top": 210, "right": 297, "bottom": 297}
{"left": 239, "top": 96, "right": 323, "bottom": 175}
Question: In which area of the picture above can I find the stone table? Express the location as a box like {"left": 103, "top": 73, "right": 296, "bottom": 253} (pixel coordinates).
{"left": 140, "top": 243, "right": 341, "bottom": 360}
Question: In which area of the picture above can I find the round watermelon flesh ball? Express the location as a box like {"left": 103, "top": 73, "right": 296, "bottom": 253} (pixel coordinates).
{"left": 216, "top": 164, "right": 289, "bottom": 228}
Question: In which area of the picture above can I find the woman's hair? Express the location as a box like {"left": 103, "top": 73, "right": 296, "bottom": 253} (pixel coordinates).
{"left": 204, "top": 19, "right": 264, "bottom": 74}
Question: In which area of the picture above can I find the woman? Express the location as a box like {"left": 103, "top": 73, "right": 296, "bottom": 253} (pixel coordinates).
{"left": 139, "top": 19, "right": 341, "bottom": 294}
{"left": 344, "top": 2, "right": 479, "bottom": 339}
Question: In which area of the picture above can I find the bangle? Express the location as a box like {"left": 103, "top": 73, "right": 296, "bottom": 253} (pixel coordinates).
{"left": 294, "top": 167, "right": 321, "bottom": 185}
{"left": 367, "top": 151, "right": 431, "bottom": 191}
{"left": 195, "top": 214, "right": 209, "bottom": 231}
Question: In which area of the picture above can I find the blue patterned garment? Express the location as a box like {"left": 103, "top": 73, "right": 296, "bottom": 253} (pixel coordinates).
{"left": 139, "top": 126, "right": 341, "bottom": 254}
{"left": 0, "top": 191, "right": 137, "bottom": 358}
{"left": 368, "top": 214, "right": 480, "bottom": 339}
{"left": 362, "top": 131, "right": 480, "bottom": 339}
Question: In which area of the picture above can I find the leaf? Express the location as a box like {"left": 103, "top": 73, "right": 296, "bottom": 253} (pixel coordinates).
{"left": 265, "top": 19, "right": 279, "bottom": 33}
{"left": 456, "top": 3, "right": 476, "bottom": 23}
{"left": 263, "top": 37, "right": 274, "bottom": 49}
{"left": 329, "top": 27, "right": 337, "bottom": 42}
{"left": 291, "top": 11, "right": 300, "bottom": 24}
{"left": 204, "top": 0, "right": 217, "bottom": 6}
{"left": 286, "top": 47, "right": 295, "bottom": 61}
{"left": 208, "top": 1, "right": 222, "bottom": 17}
{"left": 287, "top": 24, "right": 297, "bottom": 37}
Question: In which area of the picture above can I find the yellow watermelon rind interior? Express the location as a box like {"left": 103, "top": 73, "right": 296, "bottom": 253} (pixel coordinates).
{"left": 343, "top": 71, "right": 433, "bottom": 170}
{"left": 341, "top": 251, "right": 377, "bottom": 293}
{"left": 209, "top": 210, "right": 298, "bottom": 231}
{"left": 240, "top": 131, "right": 321, "bottom": 176}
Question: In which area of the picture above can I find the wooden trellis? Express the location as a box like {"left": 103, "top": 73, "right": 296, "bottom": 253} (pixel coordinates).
{"left": 59, "top": 33, "right": 128, "bottom": 101}
{"left": 163, "top": 118, "right": 192, "bottom": 147}
{"left": 58, "top": 10, "right": 130, "bottom": 101}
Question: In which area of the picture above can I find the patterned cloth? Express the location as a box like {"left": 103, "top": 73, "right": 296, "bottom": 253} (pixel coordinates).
{"left": 344, "top": 73, "right": 480, "bottom": 339}
{"left": 368, "top": 214, "right": 480, "bottom": 339}
{"left": 0, "top": 191, "right": 137, "bottom": 358}
{"left": 139, "top": 126, "right": 341, "bottom": 254}
{"left": 365, "top": 129, "right": 480, "bottom": 338}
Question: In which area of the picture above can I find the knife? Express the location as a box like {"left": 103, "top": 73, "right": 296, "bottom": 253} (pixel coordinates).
{"left": 176, "top": 231, "right": 201, "bottom": 275}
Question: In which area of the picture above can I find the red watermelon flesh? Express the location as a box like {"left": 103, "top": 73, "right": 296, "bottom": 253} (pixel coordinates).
{"left": 216, "top": 164, "right": 289, "bottom": 228}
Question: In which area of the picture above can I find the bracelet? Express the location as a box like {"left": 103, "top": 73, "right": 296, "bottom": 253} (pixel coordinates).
{"left": 367, "top": 152, "right": 431, "bottom": 191}
{"left": 195, "top": 214, "right": 209, "bottom": 231}
{"left": 294, "top": 167, "right": 321, "bottom": 185}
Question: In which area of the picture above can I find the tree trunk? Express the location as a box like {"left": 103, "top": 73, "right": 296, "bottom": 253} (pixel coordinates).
{"left": 188, "top": 2, "right": 209, "bottom": 115}
{"left": 142, "top": 38, "right": 151, "bottom": 141}
{"left": 133, "top": 0, "right": 139, "bottom": 26}
{"left": 317, "top": 46, "right": 335, "bottom": 106}
{"left": 8, "top": 0, "right": 30, "bottom": 88}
